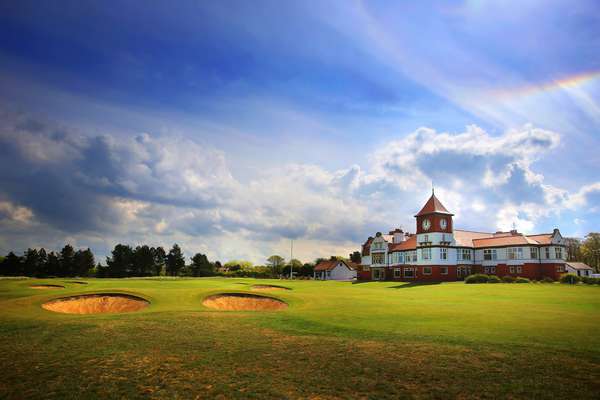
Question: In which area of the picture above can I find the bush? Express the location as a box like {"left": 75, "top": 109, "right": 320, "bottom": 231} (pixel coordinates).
{"left": 465, "top": 274, "right": 489, "bottom": 284}
{"left": 515, "top": 277, "right": 530, "bottom": 283}
{"left": 560, "top": 274, "right": 581, "bottom": 284}
{"left": 582, "top": 276, "right": 600, "bottom": 285}
{"left": 487, "top": 275, "right": 501, "bottom": 283}
{"left": 541, "top": 276, "right": 555, "bottom": 283}
{"left": 502, "top": 276, "right": 516, "bottom": 283}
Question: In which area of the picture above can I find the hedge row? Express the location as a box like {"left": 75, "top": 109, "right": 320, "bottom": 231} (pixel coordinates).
{"left": 465, "top": 273, "right": 600, "bottom": 285}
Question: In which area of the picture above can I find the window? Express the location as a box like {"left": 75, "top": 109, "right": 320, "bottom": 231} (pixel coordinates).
{"left": 530, "top": 247, "right": 539, "bottom": 259}
{"left": 421, "top": 248, "right": 431, "bottom": 260}
{"left": 404, "top": 268, "right": 415, "bottom": 278}
{"left": 510, "top": 266, "right": 515, "bottom": 274}
{"left": 399, "top": 253, "right": 404, "bottom": 263}
{"left": 556, "top": 265, "right": 565, "bottom": 273}
{"left": 508, "top": 247, "right": 522, "bottom": 260}
{"left": 555, "top": 247, "right": 563, "bottom": 259}
{"left": 372, "top": 269, "right": 381, "bottom": 280}
{"left": 372, "top": 253, "right": 385, "bottom": 264}
{"left": 440, "top": 267, "right": 448, "bottom": 275}
{"left": 394, "top": 268, "right": 401, "bottom": 278}
{"left": 459, "top": 249, "right": 471, "bottom": 261}
{"left": 484, "top": 266, "right": 496, "bottom": 274}
{"left": 545, "top": 247, "right": 550, "bottom": 259}
{"left": 412, "top": 252, "right": 417, "bottom": 262}
{"left": 484, "top": 249, "right": 497, "bottom": 261}
{"left": 423, "top": 266, "right": 432, "bottom": 275}
{"left": 424, "top": 235, "right": 429, "bottom": 243}
{"left": 516, "top": 266, "right": 522, "bottom": 274}
{"left": 440, "top": 248, "right": 448, "bottom": 260}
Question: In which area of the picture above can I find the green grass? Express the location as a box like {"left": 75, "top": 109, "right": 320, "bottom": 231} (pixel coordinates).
{"left": 0, "top": 278, "right": 599, "bottom": 399}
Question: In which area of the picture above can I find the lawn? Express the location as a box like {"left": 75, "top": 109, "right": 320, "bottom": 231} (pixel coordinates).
{"left": 0, "top": 278, "right": 598, "bottom": 399}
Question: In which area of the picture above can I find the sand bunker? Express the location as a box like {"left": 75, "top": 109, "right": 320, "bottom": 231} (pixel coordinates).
{"left": 202, "top": 293, "right": 287, "bottom": 311}
{"left": 251, "top": 284, "right": 290, "bottom": 291}
{"left": 30, "top": 284, "right": 65, "bottom": 290}
{"left": 42, "top": 293, "right": 149, "bottom": 314}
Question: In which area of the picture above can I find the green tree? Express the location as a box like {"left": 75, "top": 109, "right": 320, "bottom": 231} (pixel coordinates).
{"left": 299, "top": 262, "right": 315, "bottom": 277}
{"left": 74, "top": 248, "right": 95, "bottom": 277}
{"left": 349, "top": 251, "right": 362, "bottom": 264}
{"left": 166, "top": 244, "right": 185, "bottom": 276}
{"left": 285, "top": 258, "right": 302, "bottom": 278}
{"left": 1, "top": 252, "right": 22, "bottom": 276}
{"left": 133, "top": 245, "right": 155, "bottom": 276}
{"left": 106, "top": 244, "right": 134, "bottom": 277}
{"left": 36, "top": 248, "right": 49, "bottom": 277}
{"left": 60, "top": 244, "right": 76, "bottom": 277}
{"left": 190, "top": 253, "right": 214, "bottom": 277}
{"left": 46, "top": 252, "right": 60, "bottom": 277}
{"left": 266, "top": 255, "right": 285, "bottom": 276}
{"left": 564, "top": 237, "right": 582, "bottom": 261}
{"left": 581, "top": 233, "right": 600, "bottom": 271}
{"left": 153, "top": 247, "right": 166, "bottom": 276}
{"left": 23, "top": 248, "right": 41, "bottom": 277}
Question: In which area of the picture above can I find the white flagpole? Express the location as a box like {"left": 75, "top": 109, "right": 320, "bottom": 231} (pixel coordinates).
{"left": 290, "top": 239, "right": 294, "bottom": 279}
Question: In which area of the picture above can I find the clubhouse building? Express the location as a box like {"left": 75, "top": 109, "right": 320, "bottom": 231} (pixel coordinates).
{"left": 358, "top": 191, "right": 569, "bottom": 282}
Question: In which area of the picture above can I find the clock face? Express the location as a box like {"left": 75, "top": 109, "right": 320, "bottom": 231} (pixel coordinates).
{"left": 440, "top": 218, "right": 447, "bottom": 230}
{"left": 422, "top": 218, "right": 431, "bottom": 231}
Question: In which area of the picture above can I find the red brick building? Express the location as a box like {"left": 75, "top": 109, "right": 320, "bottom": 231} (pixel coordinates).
{"left": 358, "top": 191, "right": 568, "bottom": 281}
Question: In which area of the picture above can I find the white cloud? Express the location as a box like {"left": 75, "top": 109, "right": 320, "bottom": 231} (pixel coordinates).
{"left": 1, "top": 113, "right": 599, "bottom": 262}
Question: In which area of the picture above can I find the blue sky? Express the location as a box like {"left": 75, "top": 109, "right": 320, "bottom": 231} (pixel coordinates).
{"left": 1, "top": 0, "right": 599, "bottom": 263}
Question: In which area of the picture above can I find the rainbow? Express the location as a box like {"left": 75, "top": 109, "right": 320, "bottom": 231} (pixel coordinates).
{"left": 492, "top": 70, "right": 600, "bottom": 100}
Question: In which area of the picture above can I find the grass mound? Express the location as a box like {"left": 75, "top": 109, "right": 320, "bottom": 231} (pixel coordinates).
{"left": 30, "top": 284, "right": 65, "bottom": 289}
{"left": 42, "top": 293, "right": 149, "bottom": 314}
{"left": 202, "top": 293, "right": 287, "bottom": 311}
{"left": 65, "top": 281, "right": 88, "bottom": 285}
{"left": 250, "top": 284, "right": 291, "bottom": 291}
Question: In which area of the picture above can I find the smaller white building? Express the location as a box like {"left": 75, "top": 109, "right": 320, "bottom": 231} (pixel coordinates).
{"left": 565, "top": 262, "right": 594, "bottom": 277}
{"left": 314, "top": 260, "right": 357, "bottom": 281}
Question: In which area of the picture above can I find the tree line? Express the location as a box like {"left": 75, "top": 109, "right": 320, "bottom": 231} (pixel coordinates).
{"left": 0, "top": 243, "right": 216, "bottom": 278}
{"left": 0, "top": 243, "right": 359, "bottom": 278}
{"left": 565, "top": 233, "right": 600, "bottom": 271}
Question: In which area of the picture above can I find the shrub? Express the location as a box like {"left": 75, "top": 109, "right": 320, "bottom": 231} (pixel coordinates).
{"left": 560, "top": 274, "right": 581, "bottom": 284}
{"left": 487, "top": 275, "right": 501, "bottom": 283}
{"left": 515, "top": 277, "right": 530, "bottom": 283}
{"left": 502, "top": 276, "right": 516, "bottom": 283}
{"left": 582, "top": 277, "right": 600, "bottom": 285}
{"left": 541, "top": 276, "right": 555, "bottom": 283}
{"left": 465, "top": 274, "right": 489, "bottom": 284}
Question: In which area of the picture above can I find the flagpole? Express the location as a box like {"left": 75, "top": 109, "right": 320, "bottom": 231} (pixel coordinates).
{"left": 290, "top": 239, "right": 294, "bottom": 279}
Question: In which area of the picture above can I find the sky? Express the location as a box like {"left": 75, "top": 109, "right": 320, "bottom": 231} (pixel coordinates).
{"left": 1, "top": 0, "right": 599, "bottom": 264}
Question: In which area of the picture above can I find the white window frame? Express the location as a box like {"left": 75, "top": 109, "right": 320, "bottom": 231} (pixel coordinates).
{"left": 484, "top": 249, "right": 497, "bottom": 261}
{"left": 440, "top": 248, "right": 447, "bottom": 260}
{"left": 404, "top": 268, "right": 415, "bottom": 278}
{"left": 545, "top": 247, "right": 550, "bottom": 259}
{"left": 440, "top": 266, "right": 448, "bottom": 275}
{"left": 555, "top": 247, "right": 563, "bottom": 259}
{"left": 423, "top": 266, "right": 432, "bottom": 275}
{"left": 372, "top": 252, "right": 385, "bottom": 265}
{"left": 394, "top": 268, "right": 401, "bottom": 278}
{"left": 530, "top": 247, "right": 538, "bottom": 259}
{"left": 421, "top": 248, "right": 431, "bottom": 260}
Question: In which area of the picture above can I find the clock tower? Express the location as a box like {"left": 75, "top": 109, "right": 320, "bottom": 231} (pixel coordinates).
{"left": 415, "top": 190, "right": 454, "bottom": 243}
